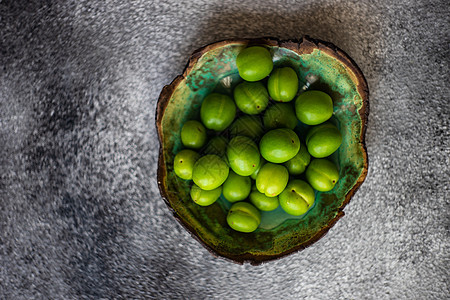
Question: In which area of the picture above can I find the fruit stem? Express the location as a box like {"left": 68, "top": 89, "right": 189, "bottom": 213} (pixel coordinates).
{"left": 299, "top": 73, "right": 319, "bottom": 93}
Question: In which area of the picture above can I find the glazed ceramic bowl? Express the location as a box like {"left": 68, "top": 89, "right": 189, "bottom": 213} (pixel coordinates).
{"left": 156, "top": 36, "right": 369, "bottom": 265}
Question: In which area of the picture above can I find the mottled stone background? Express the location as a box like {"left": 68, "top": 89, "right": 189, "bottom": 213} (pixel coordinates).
{"left": 1, "top": 0, "right": 448, "bottom": 299}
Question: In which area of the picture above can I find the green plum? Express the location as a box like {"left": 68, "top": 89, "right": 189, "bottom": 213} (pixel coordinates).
{"left": 259, "top": 128, "right": 300, "bottom": 163}
{"left": 236, "top": 46, "right": 273, "bottom": 82}
{"left": 279, "top": 180, "right": 315, "bottom": 216}
{"left": 263, "top": 103, "right": 298, "bottom": 130}
{"left": 200, "top": 93, "right": 236, "bottom": 131}
{"left": 267, "top": 67, "right": 299, "bottom": 102}
{"left": 233, "top": 81, "right": 269, "bottom": 115}
{"left": 227, "top": 136, "right": 260, "bottom": 176}
{"left": 190, "top": 184, "right": 222, "bottom": 206}
{"left": 284, "top": 142, "right": 311, "bottom": 175}
{"left": 295, "top": 90, "right": 333, "bottom": 125}
{"left": 249, "top": 190, "right": 279, "bottom": 211}
{"left": 181, "top": 120, "right": 207, "bottom": 149}
{"left": 229, "top": 115, "right": 264, "bottom": 140}
{"left": 203, "top": 136, "right": 228, "bottom": 158}
{"left": 227, "top": 202, "right": 261, "bottom": 233}
{"left": 305, "top": 159, "right": 339, "bottom": 192}
{"left": 192, "top": 154, "right": 229, "bottom": 190}
{"left": 223, "top": 170, "right": 252, "bottom": 202}
{"left": 250, "top": 158, "right": 265, "bottom": 180}
{"left": 256, "top": 163, "right": 289, "bottom": 197}
{"left": 306, "top": 122, "right": 342, "bottom": 158}
{"left": 173, "top": 149, "right": 199, "bottom": 180}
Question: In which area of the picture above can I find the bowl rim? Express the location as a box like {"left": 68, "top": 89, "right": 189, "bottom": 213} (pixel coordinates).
{"left": 156, "top": 36, "right": 369, "bottom": 265}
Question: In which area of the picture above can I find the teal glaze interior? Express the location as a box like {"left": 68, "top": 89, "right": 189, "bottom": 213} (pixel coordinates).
{"left": 159, "top": 40, "right": 367, "bottom": 260}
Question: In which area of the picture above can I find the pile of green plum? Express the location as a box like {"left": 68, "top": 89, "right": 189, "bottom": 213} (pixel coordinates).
{"left": 173, "top": 46, "right": 342, "bottom": 233}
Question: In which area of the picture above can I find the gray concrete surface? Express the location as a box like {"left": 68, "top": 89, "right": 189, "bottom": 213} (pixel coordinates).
{"left": 1, "top": 0, "right": 449, "bottom": 299}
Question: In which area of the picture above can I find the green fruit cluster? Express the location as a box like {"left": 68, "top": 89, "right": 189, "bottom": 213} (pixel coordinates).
{"left": 173, "top": 46, "right": 342, "bottom": 233}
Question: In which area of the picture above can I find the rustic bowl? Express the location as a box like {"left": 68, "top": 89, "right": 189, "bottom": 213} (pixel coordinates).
{"left": 156, "top": 36, "right": 369, "bottom": 265}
